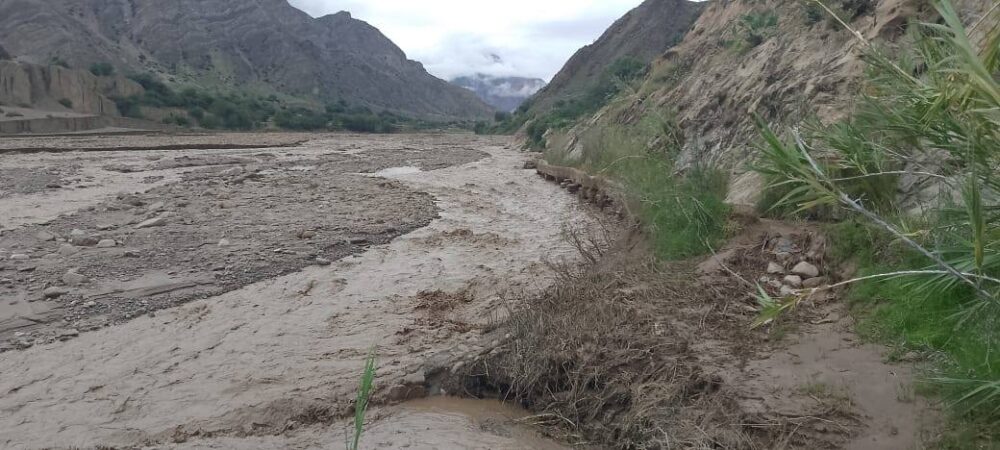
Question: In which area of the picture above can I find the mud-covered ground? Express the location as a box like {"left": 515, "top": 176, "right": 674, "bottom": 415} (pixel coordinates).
{"left": 0, "top": 132, "right": 595, "bottom": 449}
{"left": 0, "top": 133, "right": 489, "bottom": 349}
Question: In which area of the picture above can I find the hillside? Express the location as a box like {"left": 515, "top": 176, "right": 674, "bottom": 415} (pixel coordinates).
{"left": 451, "top": 74, "right": 546, "bottom": 112}
{"left": 523, "top": 0, "right": 707, "bottom": 116}
{"left": 0, "top": 0, "right": 493, "bottom": 120}
{"left": 541, "top": 0, "right": 996, "bottom": 204}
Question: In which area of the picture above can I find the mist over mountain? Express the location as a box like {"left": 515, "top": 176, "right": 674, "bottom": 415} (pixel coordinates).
{"left": 452, "top": 73, "right": 546, "bottom": 112}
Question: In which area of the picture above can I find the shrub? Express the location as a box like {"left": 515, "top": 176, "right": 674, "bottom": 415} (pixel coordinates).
{"left": 89, "top": 62, "right": 115, "bottom": 77}
{"left": 57, "top": 98, "right": 73, "bottom": 109}
{"left": 113, "top": 96, "right": 143, "bottom": 118}
{"left": 49, "top": 56, "right": 70, "bottom": 68}
{"left": 739, "top": 10, "right": 779, "bottom": 47}
{"left": 273, "top": 108, "right": 329, "bottom": 130}
{"left": 162, "top": 114, "right": 190, "bottom": 127}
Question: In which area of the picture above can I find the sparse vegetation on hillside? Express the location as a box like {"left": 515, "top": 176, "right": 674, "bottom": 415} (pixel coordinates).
{"left": 112, "top": 73, "right": 453, "bottom": 132}
{"left": 482, "top": 58, "right": 648, "bottom": 146}
{"left": 753, "top": 0, "right": 1000, "bottom": 440}
{"left": 89, "top": 62, "right": 114, "bottom": 77}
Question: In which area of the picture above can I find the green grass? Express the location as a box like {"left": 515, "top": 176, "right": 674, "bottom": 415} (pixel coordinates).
{"left": 553, "top": 120, "right": 729, "bottom": 260}
{"left": 347, "top": 348, "right": 377, "bottom": 450}
{"left": 828, "top": 220, "right": 1000, "bottom": 446}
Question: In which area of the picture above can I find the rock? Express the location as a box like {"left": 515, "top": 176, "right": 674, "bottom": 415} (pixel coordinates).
{"left": 299, "top": 230, "right": 316, "bottom": 239}
{"left": 767, "top": 262, "right": 784, "bottom": 274}
{"left": 314, "top": 257, "right": 332, "bottom": 266}
{"left": 58, "top": 244, "right": 80, "bottom": 256}
{"left": 70, "top": 229, "right": 87, "bottom": 237}
{"left": 96, "top": 239, "right": 117, "bottom": 248}
{"left": 402, "top": 371, "right": 426, "bottom": 386}
{"left": 84, "top": 301, "right": 97, "bottom": 307}
{"left": 523, "top": 160, "right": 538, "bottom": 170}
{"left": 802, "top": 276, "right": 829, "bottom": 289}
{"left": 36, "top": 230, "right": 56, "bottom": 241}
{"left": 349, "top": 238, "right": 369, "bottom": 245}
{"left": 779, "top": 285, "right": 797, "bottom": 297}
{"left": 43, "top": 286, "right": 70, "bottom": 298}
{"left": 773, "top": 237, "right": 797, "bottom": 253}
{"left": 96, "top": 224, "right": 115, "bottom": 231}
{"left": 62, "top": 271, "right": 89, "bottom": 286}
{"left": 70, "top": 235, "right": 99, "bottom": 247}
{"left": 136, "top": 217, "right": 167, "bottom": 229}
{"left": 9, "top": 254, "right": 29, "bottom": 261}
{"left": 387, "top": 384, "right": 426, "bottom": 402}
{"left": 218, "top": 239, "right": 233, "bottom": 247}
{"left": 56, "top": 329, "right": 80, "bottom": 340}
{"left": 792, "top": 261, "right": 820, "bottom": 278}
{"left": 783, "top": 275, "right": 803, "bottom": 287}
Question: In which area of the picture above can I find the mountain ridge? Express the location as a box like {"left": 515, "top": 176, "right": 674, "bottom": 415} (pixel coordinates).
{"left": 0, "top": 0, "right": 494, "bottom": 120}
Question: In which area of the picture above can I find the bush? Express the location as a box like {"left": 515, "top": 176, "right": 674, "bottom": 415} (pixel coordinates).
{"left": 57, "top": 98, "right": 73, "bottom": 109}
{"left": 162, "top": 114, "right": 190, "bottom": 127}
{"left": 113, "top": 96, "right": 143, "bottom": 118}
{"left": 49, "top": 56, "right": 70, "bottom": 68}
{"left": 739, "top": 10, "right": 779, "bottom": 47}
{"left": 89, "top": 62, "right": 115, "bottom": 77}
{"left": 273, "top": 108, "right": 329, "bottom": 130}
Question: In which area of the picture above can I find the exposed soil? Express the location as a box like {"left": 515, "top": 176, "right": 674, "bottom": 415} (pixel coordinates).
{"left": 0, "top": 132, "right": 596, "bottom": 449}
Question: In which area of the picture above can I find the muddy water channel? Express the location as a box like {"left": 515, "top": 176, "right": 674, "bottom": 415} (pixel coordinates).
{"left": 0, "top": 132, "right": 595, "bottom": 449}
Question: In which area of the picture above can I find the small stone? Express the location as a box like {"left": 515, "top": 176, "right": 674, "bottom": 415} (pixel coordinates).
{"left": 767, "top": 262, "right": 784, "bottom": 275}
{"left": 84, "top": 301, "right": 97, "bottom": 308}
{"left": 36, "top": 230, "right": 56, "bottom": 241}
{"left": 96, "top": 239, "right": 117, "bottom": 248}
{"left": 70, "top": 229, "right": 87, "bottom": 237}
{"left": 63, "top": 271, "right": 89, "bottom": 286}
{"left": 792, "top": 262, "right": 820, "bottom": 278}
{"left": 220, "top": 167, "right": 244, "bottom": 177}
{"left": 218, "top": 239, "right": 233, "bottom": 247}
{"left": 299, "top": 230, "right": 316, "bottom": 239}
{"left": 523, "top": 160, "right": 538, "bottom": 170}
{"left": 783, "top": 275, "right": 803, "bottom": 287}
{"left": 802, "top": 276, "right": 829, "bottom": 289}
{"left": 43, "top": 286, "right": 70, "bottom": 298}
{"left": 402, "top": 371, "right": 426, "bottom": 386}
{"left": 779, "top": 286, "right": 797, "bottom": 297}
{"left": 56, "top": 329, "right": 80, "bottom": 340}
{"left": 70, "top": 235, "right": 99, "bottom": 247}
{"left": 314, "top": 257, "right": 332, "bottom": 266}
{"left": 9, "top": 254, "right": 29, "bottom": 261}
{"left": 96, "top": 224, "right": 115, "bottom": 231}
{"left": 136, "top": 217, "right": 167, "bottom": 229}
{"left": 58, "top": 244, "right": 80, "bottom": 257}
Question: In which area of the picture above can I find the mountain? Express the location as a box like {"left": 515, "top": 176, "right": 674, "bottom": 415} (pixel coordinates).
{"left": 524, "top": 0, "right": 706, "bottom": 115}
{"left": 451, "top": 74, "right": 546, "bottom": 112}
{"left": 0, "top": 0, "right": 493, "bottom": 120}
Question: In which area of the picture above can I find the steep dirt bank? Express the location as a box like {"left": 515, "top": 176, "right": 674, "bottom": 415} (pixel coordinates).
{"left": 0, "top": 133, "right": 597, "bottom": 448}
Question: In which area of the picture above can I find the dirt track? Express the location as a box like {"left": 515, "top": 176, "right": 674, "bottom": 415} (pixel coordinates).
{"left": 0, "top": 133, "right": 593, "bottom": 449}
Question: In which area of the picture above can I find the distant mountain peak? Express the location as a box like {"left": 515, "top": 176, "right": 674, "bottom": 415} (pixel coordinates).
{"left": 451, "top": 74, "right": 546, "bottom": 112}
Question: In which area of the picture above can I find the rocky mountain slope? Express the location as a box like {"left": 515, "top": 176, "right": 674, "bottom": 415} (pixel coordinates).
{"left": 451, "top": 74, "right": 546, "bottom": 112}
{"left": 524, "top": 0, "right": 706, "bottom": 115}
{"left": 0, "top": 0, "right": 493, "bottom": 120}
{"left": 542, "top": 0, "right": 996, "bottom": 204}
{"left": 0, "top": 61, "right": 142, "bottom": 116}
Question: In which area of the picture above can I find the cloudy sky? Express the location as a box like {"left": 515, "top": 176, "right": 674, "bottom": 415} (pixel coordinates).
{"left": 288, "top": 0, "right": 642, "bottom": 81}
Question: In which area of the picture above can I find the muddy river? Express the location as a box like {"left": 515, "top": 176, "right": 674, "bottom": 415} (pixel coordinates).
{"left": 0, "top": 132, "right": 595, "bottom": 449}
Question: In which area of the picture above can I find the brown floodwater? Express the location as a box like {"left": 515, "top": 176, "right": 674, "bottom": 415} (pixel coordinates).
{"left": 361, "top": 397, "right": 569, "bottom": 450}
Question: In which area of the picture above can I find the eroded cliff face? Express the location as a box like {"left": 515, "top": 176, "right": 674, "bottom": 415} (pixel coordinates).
{"left": 0, "top": 61, "right": 143, "bottom": 115}
{"left": 546, "top": 0, "right": 996, "bottom": 203}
